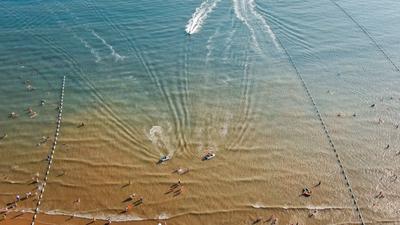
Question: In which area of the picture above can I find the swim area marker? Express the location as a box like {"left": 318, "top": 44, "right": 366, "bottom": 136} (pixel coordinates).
{"left": 31, "top": 76, "right": 66, "bottom": 225}
{"left": 274, "top": 34, "right": 366, "bottom": 225}
{"left": 330, "top": 0, "right": 400, "bottom": 73}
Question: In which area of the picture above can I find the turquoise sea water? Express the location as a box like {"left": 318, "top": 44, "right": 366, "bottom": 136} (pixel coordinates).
{"left": 0, "top": 0, "right": 399, "bottom": 224}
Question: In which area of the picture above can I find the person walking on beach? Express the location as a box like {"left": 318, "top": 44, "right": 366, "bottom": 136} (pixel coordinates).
{"left": 106, "top": 218, "right": 112, "bottom": 224}
{"left": 124, "top": 204, "right": 133, "bottom": 213}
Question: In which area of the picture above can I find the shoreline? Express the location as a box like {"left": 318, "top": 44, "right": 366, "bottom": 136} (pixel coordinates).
{"left": 0, "top": 211, "right": 167, "bottom": 225}
{"left": 5, "top": 209, "right": 399, "bottom": 225}
{"left": 0, "top": 205, "right": 368, "bottom": 225}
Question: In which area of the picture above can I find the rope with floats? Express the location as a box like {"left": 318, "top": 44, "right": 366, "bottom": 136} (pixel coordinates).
{"left": 31, "top": 76, "right": 66, "bottom": 225}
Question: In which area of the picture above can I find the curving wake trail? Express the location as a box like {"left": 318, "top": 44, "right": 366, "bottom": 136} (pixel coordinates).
{"left": 91, "top": 30, "right": 126, "bottom": 61}
{"left": 185, "top": 0, "right": 221, "bottom": 35}
{"left": 232, "top": 0, "right": 280, "bottom": 50}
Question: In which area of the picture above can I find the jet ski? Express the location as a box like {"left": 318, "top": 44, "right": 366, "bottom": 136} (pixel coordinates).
{"left": 158, "top": 155, "right": 170, "bottom": 164}
{"left": 202, "top": 152, "right": 215, "bottom": 161}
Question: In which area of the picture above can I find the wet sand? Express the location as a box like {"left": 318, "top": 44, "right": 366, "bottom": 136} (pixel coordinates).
{"left": 0, "top": 209, "right": 364, "bottom": 225}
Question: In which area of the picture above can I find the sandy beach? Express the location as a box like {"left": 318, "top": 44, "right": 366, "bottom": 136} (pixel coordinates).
{"left": 1, "top": 0, "right": 400, "bottom": 224}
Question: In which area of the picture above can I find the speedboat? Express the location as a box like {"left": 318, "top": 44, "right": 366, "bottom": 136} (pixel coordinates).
{"left": 158, "top": 155, "right": 170, "bottom": 164}
{"left": 202, "top": 152, "right": 215, "bottom": 161}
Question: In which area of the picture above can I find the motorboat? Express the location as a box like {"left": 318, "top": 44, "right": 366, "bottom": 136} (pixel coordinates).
{"left": 158, "top": 155, "right": 170, "bottom": 164}
{"left": 202, "top": 152, "right": 215, "bottom": 161}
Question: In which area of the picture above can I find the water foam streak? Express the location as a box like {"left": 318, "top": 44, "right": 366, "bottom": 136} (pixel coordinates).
{"left": 75, "top": 34, "right": 102, "bottom": 63}
{"left": 232, "top": 0, "right": 279, "bottom": 50}
{"left": 248, "top": 0, "right": 279, "bottom": 49}
{"left": 91, "top": 30, "right": 126, "bottom": 61}
{"left": 206, "top": 27, "right": 220, "bottom": 62}
{"left": 185, "top": 0, "right": 220, "bottom": 35}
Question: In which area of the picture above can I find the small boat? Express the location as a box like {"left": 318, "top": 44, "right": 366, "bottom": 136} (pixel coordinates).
{"left": 202, "top": 152, "right": 215, "bottom": 161}
{"left": 158, "top": 155, "right": 170, "bottom": 164}
{"left": 174, "top": 167, "right": 189, "bottom": 175}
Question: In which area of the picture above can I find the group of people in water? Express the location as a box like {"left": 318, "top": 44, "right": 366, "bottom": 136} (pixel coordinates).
{"left": 2, "top": 87, "right": 398, "bottom": 225}
{"left": 7, "top": 80, "right": 46, "bottom": 120}
{"left": 123, "top": 193, "right": 144, "bottom": 213}
{"left": 0, "top": 171, "right": 46, "bottom": 221}
{"left": 0, "top": 191, "right": 35, "bottom": 220}
{"left": 252, "top": 215, "right": 278, "bottom": 225}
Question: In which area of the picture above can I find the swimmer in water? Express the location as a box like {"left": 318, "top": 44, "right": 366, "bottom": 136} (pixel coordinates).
{"left": 0, "top": 133, "right": 7, "bottom": 140}
{"left": 9, "top": 112, "right": 18, "bottom": 119}
{"left": 302, "top": 187, "right": 312, "bottom": 197}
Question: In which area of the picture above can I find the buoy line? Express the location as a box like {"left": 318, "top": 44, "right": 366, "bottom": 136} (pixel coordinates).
{"left": 274, "top": 36, "right": 365, "bottom": 224}
{"left": 330, "top": 0, "right": 400, "bottom": 73}
{"left": 31, "top": 76, "right": 66, "bottom": 225}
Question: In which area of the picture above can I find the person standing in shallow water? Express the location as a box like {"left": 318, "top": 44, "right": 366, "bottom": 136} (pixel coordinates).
{"left": 106, "top": 218, "right": 112, "bottom": 224}
{"left": 129, "top": 193, "right": 136, "bottom": 200}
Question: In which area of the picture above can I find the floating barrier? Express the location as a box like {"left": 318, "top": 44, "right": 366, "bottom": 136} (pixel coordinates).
{"left": 31, "top": 76, "right": 66, "bottom": 225}
{"left": 330, "top": 0, "right": 399, "bottom": 73}
{"left": 274, "top": 35, "right": 365, "bottom": 224}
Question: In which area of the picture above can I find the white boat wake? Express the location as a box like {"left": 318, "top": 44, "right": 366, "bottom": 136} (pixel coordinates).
{"left": 248, "top": 0, "right": 279, "bottom": 49}
{"left": 91, "top": 30, "right": 126, "bottom": 61}
{"left": 75, "top": 34, "right": 102, "bottom": 63}
{"left": 185, "top": 0, "right": 221, "bottom": 35}
{"left": 232, "top": 0, "right": 280, "bottom": 50}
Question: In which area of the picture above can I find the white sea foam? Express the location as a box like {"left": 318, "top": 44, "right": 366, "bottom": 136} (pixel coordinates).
{"left": 206, "top": 27, "right": 219, "bottom": 62}
{"left": 45, "top": 210, "right": 145, "bottom": 221}
{"left": 248, "top": 0, "right": 279, "bottom": 49}
{"left": 185, "top": 0, "right": 220, "bottom": 35}
{"left": 232, "top": 0, "right": 279, "bottom": 50}
{"left": 148, "top": 126, "right": 163, "bottom": 145}
{"left": 91, "top": 30, "right": 126, "bottom": 61}
{"left": 157, "top": 212, "right": 169, "bottom": 220}
{"left": 232, "top": 0, "right": 261, "bottom": 52}
{"left": 250, "top": 203, "right": 353, "bottom": 211}
{"left": 75, "top": 34, "right": 102, "bottom": 63}
{"left": 13, "top": 208, "right": 170, "bottom": 222}
{"left": 233, "top": 0, "right": 245, "bottom": 22}
{"left": 148, "top": 125, "right": 173, "bottom": 156}
{"left": 251, "top": 202, "right": 266, "bottom": 209}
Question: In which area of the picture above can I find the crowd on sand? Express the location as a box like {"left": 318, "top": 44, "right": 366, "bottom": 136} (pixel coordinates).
{"left": 1, "top": 81, "right": 398, "bottom": 224}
